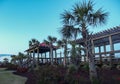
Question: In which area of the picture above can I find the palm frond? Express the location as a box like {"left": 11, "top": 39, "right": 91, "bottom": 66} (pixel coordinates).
{"left": 60, "top": 25, "right": 74, "bottom": 39}
{"left": 61, "top": 10, "right": 74, "bottom": 25}
{"left": 90, "top": 8, "right": 108, "bottom": 26}
{"left": 43, "top": 39, "right": 49, "bottom": 45}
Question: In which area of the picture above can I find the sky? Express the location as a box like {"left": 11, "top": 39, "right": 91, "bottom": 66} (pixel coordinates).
{"left": 0, "top": 0, "right": 120, "bottom": 56}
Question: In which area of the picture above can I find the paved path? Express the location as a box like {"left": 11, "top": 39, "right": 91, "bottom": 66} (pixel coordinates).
{"left": 0, "top": 68, "right": 27, "bottom": 84}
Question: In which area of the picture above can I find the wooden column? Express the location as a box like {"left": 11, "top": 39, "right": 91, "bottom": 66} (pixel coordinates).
{"left": 55, "top": 50, "right": 57, "bottom": 62}
{"left": 109, "top": 35, "right": 114, "bottom": 67}
{"left": 99, "top": 46, "right": 102, "bottom": 64}
{"left": 41, "top": 53, "right": 43, "bottom": 63}
{"left": 45, "top": 52, "right": 46, "bottom": 63}
{"left": 103, "top": 44, "right": 106, "bottom": 57}
{"left": 109, "top": 35, "right": 114, "bottom": 52}
{"left": 31, "top": 50, "right": 35, "bottom": 69}
{"left": 60, "top": 51, "right": 62, "bottom": 64}
{"left": 37, "top": 48, "right": 39, "bottom": 64}
{"left": 49, "top": 51, "right": 50, "bottom": 63}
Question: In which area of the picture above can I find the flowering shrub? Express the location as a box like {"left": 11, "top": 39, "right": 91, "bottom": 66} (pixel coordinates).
{"left": 116, "top": 65, "right": 120, "bottom": 70}
{"left": 17, "top": 67, "right": 28, "bottom": 73}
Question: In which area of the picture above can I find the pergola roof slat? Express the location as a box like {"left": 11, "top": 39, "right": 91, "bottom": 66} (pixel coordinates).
{"left": 76, "top": 26, "right": 120, "bottom": 47}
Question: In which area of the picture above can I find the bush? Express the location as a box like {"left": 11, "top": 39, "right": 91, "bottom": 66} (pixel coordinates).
{"left": 116, "top": 65, "right": 120, "bottom": 70}
{"left": 17, "top": 67, "right": 28, "bottom": 73}
{"left": 67, "top": 64, "right": 77, "bottom": 74}
{"left": 35, "top": 65, "right": 66, "bottom": 84}
{"left": 82, "top": 63, "right": 89, "bottom": 71}
{"left": 6, "top": 63, "right": 18, "bottom": 70}
{"left": 102, "top": 64, "right": 111, "bottom": 70}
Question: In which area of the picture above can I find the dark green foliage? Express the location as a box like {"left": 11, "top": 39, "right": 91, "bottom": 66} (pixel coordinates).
{"left": 5, "top": 63, "right": 18, "bottom": 70}
{"left": 92, "top": 77, "right": 101, "bottom": 84}
{"left": 82, "top": 63, "right": 89, "bottom": 71}
{"left": 35, "top": 65, "right": 66, "bottom": 84}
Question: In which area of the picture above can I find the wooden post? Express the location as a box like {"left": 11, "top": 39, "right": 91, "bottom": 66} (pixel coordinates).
{"left": 37, "top": 48, "right": 39, "bottom": 64}
{"left": 41, "top": 53, "right": 43, "bottom": 63}
{"left": 49, "top": 51, "right": 50, "bottom": 63}
{"left": 98, "top": 46, "right": 102, "bottom": 64}
{"left": 45, "top": 52, "right": 46, "bottom": 63}
{"left": 32, "top": 50, "right": 35, "bottom": 69}
{"left": 109, "top": 36, "right": 114, "bottom": 51}
{"left": 55, "top": 50, "right": 57, "bottom": 63}
{"left": 109, "top": 35, "right": 114, "bottom": 67}
{"left": 60, "top": 51, "right": 62, "bottom": 64}
{"left": 103, "top": 44, "right": 107, "bottom": 57}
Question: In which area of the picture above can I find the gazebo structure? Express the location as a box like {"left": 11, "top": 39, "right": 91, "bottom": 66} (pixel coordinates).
{"left": 76, "top": 26, "right": 120, "bottom": 64}
{"left": 25, "top": 43, "right": 59, "bottom": 65}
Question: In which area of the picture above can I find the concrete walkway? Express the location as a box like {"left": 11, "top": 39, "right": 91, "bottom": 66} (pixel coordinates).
{"left": 0, "top": 68, "right": 27, "bottom": 84}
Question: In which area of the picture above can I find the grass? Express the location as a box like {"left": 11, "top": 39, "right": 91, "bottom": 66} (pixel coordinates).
{"left": 0, "top": 68, "right": 27, "bottom": 84}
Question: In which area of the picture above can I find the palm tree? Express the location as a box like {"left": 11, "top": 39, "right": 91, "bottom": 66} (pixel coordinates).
{"left": 3, "top": 58, "right": 9, "bottom": 64}
{"left": 60, "top": 9, "right": 81, "bottom": 66}
{"left": 44, "top": 36, "right": 57, "bottom": 65}
{"left": 29, "top": 41, "right": 32, "bottom": 48}
{"left": 11, "top": 55, "right": 17, "bottom": 65}
{"left": 17, "top": 52, "right": 27, "bottom": 67}
{"left": 32, "top": 38, "right": 36, "bottom": 45}
{"left": 57, "top": 39, "right": 68, "bottom": 66}
{"left": 60, "top": 0, "right": 108, "bottom": 82}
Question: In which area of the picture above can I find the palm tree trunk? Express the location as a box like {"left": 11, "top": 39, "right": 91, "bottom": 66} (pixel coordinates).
{"left": 88, "top": 51, "right": 98, "bottom": 81}
{"left": 50, "top": 45, "right": 53, "bottom": 65}
{"left": 82, "top": 25, "right": 98, "bottom": 83}
{"left": 64, "top": 43, "right": 67, "bottom": 66}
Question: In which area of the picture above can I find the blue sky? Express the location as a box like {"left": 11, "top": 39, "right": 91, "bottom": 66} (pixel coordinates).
{"left": 0, "top": 0, "right": 120, "bottom": 55}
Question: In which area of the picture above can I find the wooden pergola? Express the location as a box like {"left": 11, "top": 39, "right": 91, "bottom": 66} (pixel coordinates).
{"left": 25, "top": 26, "right": 120, "bottom": 65}
{"left": 76, "top": 26, "right": 120, "bottom": 64}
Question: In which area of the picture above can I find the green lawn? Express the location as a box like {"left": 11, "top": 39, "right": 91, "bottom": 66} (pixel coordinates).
{"left": 0, "top": 68, "right": 27, "bottom": 84}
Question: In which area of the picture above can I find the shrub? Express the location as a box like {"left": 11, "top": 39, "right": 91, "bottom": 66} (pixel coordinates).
{"left": 67, "top": 64, "right": 77, "bottom": 74}
{"left": 102, "top": 64, "right": 111, "bottom": 70}
{"left": 17, "top": 67, "right": 28, "bottom": 73}
{"left": 6, "top": 63, "right": 18, "bottom": 70}
{"left": 82, "top": 63, "right": 89, "bottom": 71}
{"left": 92, "top": 77, "right": 101, "bottom": 84}
{"left": 35, "top": 65, "right": 66, "bottom": 84}
{"left": 116, "top": 65, "right": 120, "bottom": 70}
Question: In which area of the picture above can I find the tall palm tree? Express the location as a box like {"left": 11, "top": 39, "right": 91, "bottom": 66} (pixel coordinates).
{"left": 44, "top": 36, "right": 57, "bottom": 65}
{"left": 60, "top": 9, "right": 81, "bottom": 66}
{"left": 60, "top": 0, "right": 108, "bottom": 82}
